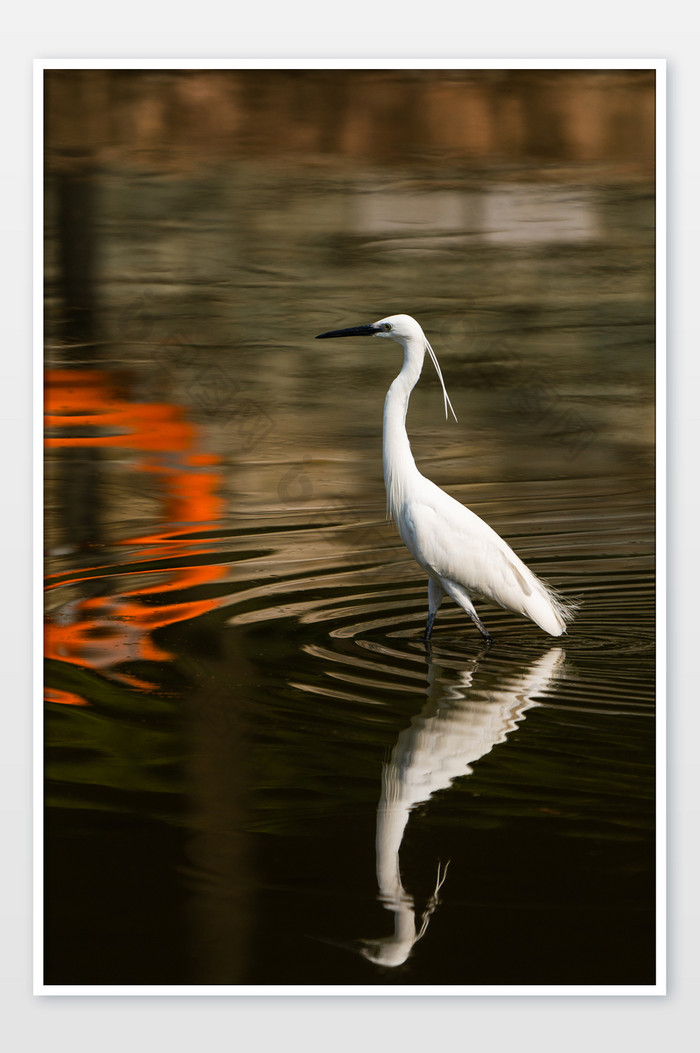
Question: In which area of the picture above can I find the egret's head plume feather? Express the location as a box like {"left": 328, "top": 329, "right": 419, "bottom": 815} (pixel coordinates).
{"left": 425, "top": 339, "right": 458, "bottom": 423}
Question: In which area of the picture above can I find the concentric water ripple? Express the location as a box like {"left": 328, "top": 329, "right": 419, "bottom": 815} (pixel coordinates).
{"left": 45, "top": 474, "right": 654, "bottom": 721}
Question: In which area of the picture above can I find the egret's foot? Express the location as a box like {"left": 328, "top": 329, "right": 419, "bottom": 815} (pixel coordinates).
{"left": 470, "top": 610, "right": 494, "bottom": 645}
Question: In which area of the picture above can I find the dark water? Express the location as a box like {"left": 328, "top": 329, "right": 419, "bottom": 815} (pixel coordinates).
{"left": 44, "top": 72, "right": 656, "bottom": 989}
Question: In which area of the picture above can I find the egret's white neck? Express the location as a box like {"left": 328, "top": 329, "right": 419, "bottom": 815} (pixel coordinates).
{"left": 383, "top": 339, "right": 425, "bottom": 521}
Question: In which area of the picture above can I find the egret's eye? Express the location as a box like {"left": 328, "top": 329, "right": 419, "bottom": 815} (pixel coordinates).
{"left": 383, "top": 323, "right": 392, "bottom": 331}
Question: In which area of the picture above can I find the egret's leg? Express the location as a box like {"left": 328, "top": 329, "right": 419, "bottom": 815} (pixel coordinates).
{"left": 424, "top": 578, "right": 444, "bottom": 641}
{"left": 470, "top": 613, "right": 496, "bottom": 646}
{"left": 440, "top": 579, "right": 495, "bottom": 645}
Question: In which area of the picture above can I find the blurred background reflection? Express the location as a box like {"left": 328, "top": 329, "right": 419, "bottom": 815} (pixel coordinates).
{"left": 44, "top": 68, "right": 656, "bottom": 987}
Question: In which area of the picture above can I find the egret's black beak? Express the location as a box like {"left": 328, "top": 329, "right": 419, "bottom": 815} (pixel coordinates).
{"left": 316, "top": 324, "right": 378, "bottom": 339}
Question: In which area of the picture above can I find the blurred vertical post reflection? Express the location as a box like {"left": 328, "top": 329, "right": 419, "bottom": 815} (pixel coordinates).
{"left": 182, "top": 656, "right": 254, "bottom": 985}
{"left": 53, "top": 163, "right": 98, "bottom": 347}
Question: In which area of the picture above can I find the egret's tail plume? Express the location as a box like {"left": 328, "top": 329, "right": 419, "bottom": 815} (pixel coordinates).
{"left": 536, "top": 581, "right": 579, "bottom": 637}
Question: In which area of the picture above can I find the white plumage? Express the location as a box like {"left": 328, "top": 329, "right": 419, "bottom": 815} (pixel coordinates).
{"left": 316, "top": 313, "right": 575, "bottom": 643}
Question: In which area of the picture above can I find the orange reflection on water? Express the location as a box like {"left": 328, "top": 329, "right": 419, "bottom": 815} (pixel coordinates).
{"left": 45, "top": 367, "right": 228, "bottom": 705}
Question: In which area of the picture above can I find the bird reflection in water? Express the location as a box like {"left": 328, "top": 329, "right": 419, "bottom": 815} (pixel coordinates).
{"left": 356, "top": 647, "right": 565, "bottom": 968}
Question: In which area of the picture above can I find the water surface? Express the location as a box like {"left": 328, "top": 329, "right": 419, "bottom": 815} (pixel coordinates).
{"left": 44, "top": 70, "right": 656, "bottom": 988}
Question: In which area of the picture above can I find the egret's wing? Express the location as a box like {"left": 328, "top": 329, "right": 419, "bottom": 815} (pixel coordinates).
{"left": 403, "top": 488, "right": 519, "bottom": 597}
{"left": 402, "top": 481, "right": 572, "bottom": 634}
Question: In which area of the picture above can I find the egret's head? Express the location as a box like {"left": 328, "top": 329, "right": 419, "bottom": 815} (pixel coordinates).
{"left": 315, "top": 313, "right": 423, "bottom": 344}
{"left": 316, "top": 312, "right": 457, "bottom": 422}
{"left": 371, "top": 314, "right": 425, "bottom": 343}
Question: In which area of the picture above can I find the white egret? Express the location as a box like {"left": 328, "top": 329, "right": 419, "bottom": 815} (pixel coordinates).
{"left": 316, "top": 314, "right": 575, "bottom": 643}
